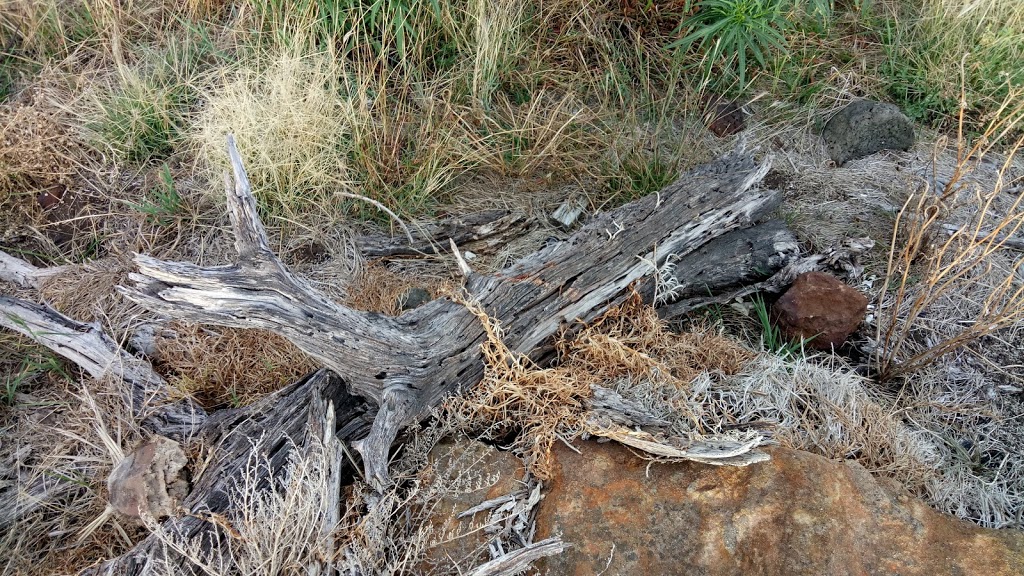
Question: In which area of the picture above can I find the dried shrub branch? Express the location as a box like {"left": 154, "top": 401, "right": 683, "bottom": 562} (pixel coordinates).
{"left": 876, "top": 89, "right": 1024, "bottom": 381}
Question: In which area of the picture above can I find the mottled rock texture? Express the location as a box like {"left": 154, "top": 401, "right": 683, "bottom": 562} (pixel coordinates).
{"left": 418, "top": 437, "right": 527, "bottom": 573}
{"left": 107, "top": 436, "right": 188, "bottom": 519}
{"left": 535, "top": 440, "right": 1024, "bottom": 575}
{"left": 707, "top": 100, "right": 746, "bottom": 138}
{"left": 772, "top": 271, "right": 868, "bottom": 349}
{"left": 823, "top": 99, "right": 914, "bottom": 165}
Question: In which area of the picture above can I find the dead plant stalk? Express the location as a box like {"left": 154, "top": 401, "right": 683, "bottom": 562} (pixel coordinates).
{"left": 876, "top": 89, "right": 1024, "bottom": 380}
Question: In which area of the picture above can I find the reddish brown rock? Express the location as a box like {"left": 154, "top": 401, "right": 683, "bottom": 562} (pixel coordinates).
{"left": 772, "top": 271, "right": 868, "bottom": 349}
{"left": 418, "top": 437, "right": 527, "bottom": 573}
{"left": 107, "top": 436, "right": 188, "bottom": 519}
{"left": 707, "top": 100, "right": 746, "bottom": 138}
{"left": 536, "top": 440, "right": 1024, "bottom": 575}
{"left": 36, "top": 184, "right": 65, "bottom": 209}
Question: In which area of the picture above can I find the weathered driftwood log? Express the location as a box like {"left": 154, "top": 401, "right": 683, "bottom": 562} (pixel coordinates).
{"left": 120, "top": 136, "right": 776, "bottom": 488}
{"left": 656, "top": 234, "right": 875, "bottom": 320}
{"left": 653, "top": 219, "right": 799, "bottom": 319}
{"left": 85, "top": 368, "right": 373, "bottom": 576}
{"left": 659, "top": 219, "right": 799, "bottom": 300}
{"left": 0, "top": 253, "right": 206, "bottom": 439}
{"left": 355, "top": 209, "right": 535, "bottom": 257}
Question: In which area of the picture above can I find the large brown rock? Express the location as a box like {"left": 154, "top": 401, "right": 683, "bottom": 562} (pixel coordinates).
{"left": 772, "top": 271, "right": 867, "bottom": 349}
{"left": 107, "top": 436, "right": 188, "bottom": 519}
{"left": 536, "top": 440, "right": 1024, "bottom": 575}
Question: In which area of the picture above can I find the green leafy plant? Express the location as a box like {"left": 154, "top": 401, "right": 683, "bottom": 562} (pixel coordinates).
{"left": 669, "top": 0, "right": 789, "bottom": 87}
{"left": 668, "top": 0, "right": 833, "bottom": 88}
{"left": 752, "top": 293, "right": 812, "bottom": 358}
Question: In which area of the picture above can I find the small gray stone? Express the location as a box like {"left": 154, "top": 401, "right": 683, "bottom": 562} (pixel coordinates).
{"left": 398, "top": 287, "right": 431, "bottom": 311}
{"left": 823, "top": 100, "right": 915, "bottom": 165}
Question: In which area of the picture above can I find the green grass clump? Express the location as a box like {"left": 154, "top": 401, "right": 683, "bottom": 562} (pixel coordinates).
{"left": 2, "top": 349, "right": 70, "bottom": 407}
{"left": 881, "top": 0, "right": 1024, "bottom": 129}
{"left": 604, "top": 148, "right": 678, "bottom": 204}
{"left": 90, "top": 25, "right": 221, "bottom": 164}
{"left": 93, "top": 75, "right": 183, "bottom": 163}
{"left": 128, "top": 163, "right": 183, "bottom": 226}
{"left": 752, "top": 294, "right": 812, "bottom": 359}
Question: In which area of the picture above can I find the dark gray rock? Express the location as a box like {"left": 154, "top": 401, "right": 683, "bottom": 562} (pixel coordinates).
{"left": 823, "top": 100, "right": 914, "bottom": 165}
{"left": 398, "top": 287, "right": 431, "bottom": 311}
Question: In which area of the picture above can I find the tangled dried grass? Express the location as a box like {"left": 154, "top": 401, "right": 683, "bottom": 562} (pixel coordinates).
{"left": 36, "top": 257, "right": 134, "bottom": 329}
{"left": 154, "top": 323, "right": 316, "bottom": 408}
{"left": 0, "top": 101, "right": 80, "bottom": 237}
{"left": 448, "top": 291, "right": 755, "bottom": 478}
{"left": 344, "top": 260, "right": 448, "bottom": 316}
{"left": 446, "top": 294, "right": 591, "bottom": 480}
{"left": 0, "top": 102, "right": 77, "bottom": 201}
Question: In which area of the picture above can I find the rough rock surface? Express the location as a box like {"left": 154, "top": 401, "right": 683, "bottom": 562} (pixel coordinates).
{"left": 707, "top": 100, "right": 746, "bottom": 138}
{"left": 398, "top": 286, "right": 432, "bottom": 311}
{"left": 107, "top": 436, "right": 188, "bottom": 519}
{"left": 772, "top": 271, "right": 867, "bottom": 349}
{"left": 418, "top": 437, "right": 527, "bottom": 573}
{"left": 823, "top": 99, "right": 914, "bottom": 165}
{"left": 535, "top": 440, "right": 1024, "bottom": 575}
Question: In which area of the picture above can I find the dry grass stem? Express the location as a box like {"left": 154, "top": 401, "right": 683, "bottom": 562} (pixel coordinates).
{"left": 876, "top": 89, "right": 1024, "bottom": 380}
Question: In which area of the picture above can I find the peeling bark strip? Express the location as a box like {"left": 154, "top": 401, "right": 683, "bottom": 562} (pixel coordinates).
{"left": 121, "top": 136, "right": 775, "bottom": 488}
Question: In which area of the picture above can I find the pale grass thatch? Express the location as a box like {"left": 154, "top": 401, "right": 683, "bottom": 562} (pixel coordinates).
{"left": 1, "top": 366, "right": 146, "bottom": 575}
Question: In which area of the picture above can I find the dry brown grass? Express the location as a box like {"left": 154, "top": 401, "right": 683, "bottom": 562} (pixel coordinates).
{"left": 569, "top": 295, "right": 753, "bottom": 383}
{"left": 448, "top": 291, "right": 755, "bottom": 478}
{"left": 344, "top": 260, "right": 449, "bottom": 316}
{"left": 37, "top": 256, "right": 130, "bottom": 317}
{"left": 1, "top": 355, "right": 146, "bottom": 575}
{"left": 0, "top": 101, "right": 80, "bottom": 236}
{"left": 153, "top": 323, "right": 316, "bottom": 408}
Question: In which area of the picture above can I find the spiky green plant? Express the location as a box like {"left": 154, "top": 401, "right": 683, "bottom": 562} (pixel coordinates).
{"left": 668, "top": 0, "right": 833, "bottom": 88}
